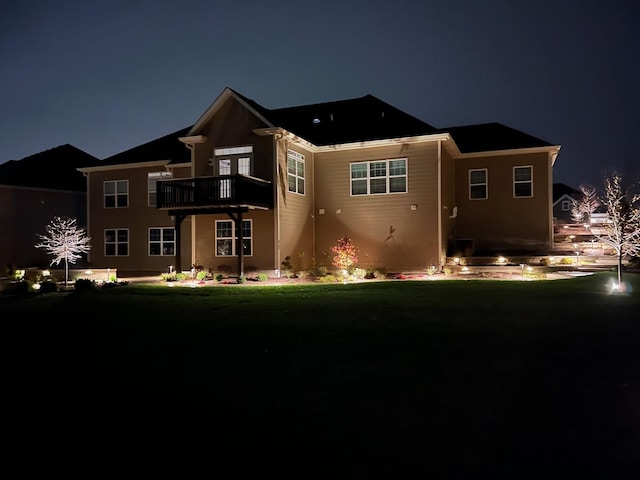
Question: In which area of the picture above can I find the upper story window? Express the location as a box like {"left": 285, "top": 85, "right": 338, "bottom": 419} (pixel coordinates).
{"left": 212, "top": 145, "right": 253, "bottom": 176}
{"left": 561, "top": 200, "right": 571, "bottom": 211}
{"left": 469, "top": 169, "right": 488, "bottom": 200}
{"left": 351, "top": 158, "right": 407, "bottom": 196}
{"left": 287, "top": 150, "right": 305, "bottom": 194}
{"left": 105, "top": 228, "right": 129, "bottom": 256}
{"left": 514, "top": 166, "right": 533, "bottom": 198}
{"left": 149, "top": 227, "right": 175, "bottom": 256}
{"left": 104, "top": 180, "right": 128, "bottom": 208}
{"left": 148, "top": 172, "right": 172, "bottom": 206}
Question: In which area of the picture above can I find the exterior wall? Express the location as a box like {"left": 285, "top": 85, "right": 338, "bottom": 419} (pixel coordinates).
{"left": 85, "top": 164, "right": 190, "bottom": 275}
{"left": 440, "top": 142, "right": 457, "bottom": 261}
{"left": 275, "top": 140, "right": 315, "bottom": 273}
{"left": 193, "top": 210, "right": 275, "bottom": 274}
{"left": 0, "top": 185, "right": 87, "bottom": 270}
{"left": 192, "top": 97, "right": 274, "bottom": 181}
{"left": 553, "top": 194, "right": 575, "bottom": 225}
{"left": 453, "top": 151, "right": 552, "bottom": 254}
{"left": 313, "top": 141, "right": 441, "bottom": 273}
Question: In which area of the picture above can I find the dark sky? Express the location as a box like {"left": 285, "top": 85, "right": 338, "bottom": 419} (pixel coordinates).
{"left": 1, "top": 0, "right": 638, "bottom": 190}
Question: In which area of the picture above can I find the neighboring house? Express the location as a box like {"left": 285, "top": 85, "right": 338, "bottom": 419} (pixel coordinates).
{"left": 0, "top": 144, "right": 100, "bottom": 271}
{"left": 77, "top": 87, "right": 561, "bottom": 277}
{"left": 552, "top": 182, "right": 580, "bottom": 225}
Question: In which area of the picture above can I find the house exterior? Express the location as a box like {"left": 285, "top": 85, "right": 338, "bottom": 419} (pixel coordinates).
{"left": 0, "top": 144, "right": 100, "bottom": 271}
{"left": 78, "top": 87, "right": 561, "bottom": 277}
{"left": 552, "top": 183, "right": 580, "bottom": 225}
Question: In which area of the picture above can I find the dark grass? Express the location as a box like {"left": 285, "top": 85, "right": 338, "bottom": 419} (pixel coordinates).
{"left": 2, "top": 273, "right": 639, "bottom": 479}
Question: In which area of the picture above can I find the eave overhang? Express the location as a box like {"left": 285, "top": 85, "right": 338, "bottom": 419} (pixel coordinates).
{"left": 77, "top": 160, "right": 171, "bottom": 173}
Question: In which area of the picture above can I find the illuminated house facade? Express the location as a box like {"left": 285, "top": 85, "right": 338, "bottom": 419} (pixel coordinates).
{"left": 78, "top": 87, "right": 561, "bottom": 276}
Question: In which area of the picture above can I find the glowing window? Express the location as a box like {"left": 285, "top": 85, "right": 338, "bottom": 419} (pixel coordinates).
{"left": 287, "top": 150, "right": 305, "bottom": 195}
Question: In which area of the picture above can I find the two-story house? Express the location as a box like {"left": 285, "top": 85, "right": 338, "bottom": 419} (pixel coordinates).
{"left": 0, "top": 144, "right": 100, "bottom": 272}
{"left": 78, "top": 87, "right": 561, "bottom": 277}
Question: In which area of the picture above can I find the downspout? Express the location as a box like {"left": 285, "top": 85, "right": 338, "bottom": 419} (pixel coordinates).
{"left": 437, "top": 140, "right": 443, "bottom": 268}
{"left": 82, "top": 171, "right": 91, "bottom": 265}
{"left": 188, "top": 143, "right": 196, "bottom": 269}
{"left": 273, "top": 132, "right": 283, "bottom": 277}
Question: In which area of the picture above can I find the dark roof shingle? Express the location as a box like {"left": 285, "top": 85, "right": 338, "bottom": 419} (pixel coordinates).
{"left": 0, "top": 144, "right": 100, "bottom": 191}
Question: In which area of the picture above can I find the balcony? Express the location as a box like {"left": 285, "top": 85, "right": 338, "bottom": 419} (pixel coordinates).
{"left": 156, "top": 175, "right": 273, "bottom": 212}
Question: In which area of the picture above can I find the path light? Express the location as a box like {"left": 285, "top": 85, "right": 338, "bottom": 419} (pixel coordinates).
{"left": 497, "top": 256, "right": 507, "bottom": 265}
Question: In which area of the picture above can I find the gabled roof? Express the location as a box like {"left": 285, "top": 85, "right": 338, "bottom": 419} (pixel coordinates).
{"left": 264, "top": 94, "right": 437, "bottom": 146}
{"left": 99, "top": 126, "right": 192, "bottom": 166}
{"left": 0, "top": 144, "right": 100, "bottom": 191}
{"left": 553, "top": 182, "right": 580, "bottom": 203}
{"left": 437, "top": 122, "right": 554, "bottom": 154}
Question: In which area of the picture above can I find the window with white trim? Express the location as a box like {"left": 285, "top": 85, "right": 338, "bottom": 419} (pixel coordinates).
{"left": 350, "top": 158, "right": 407, "bottom": 195}
{"left": 215, "top": 220, "right": 252, "bottom": 256}
{"left": 514, "top": 166, "right": 533, "bottom": 198}
{"left": 105, "top": 229, "right": 129, "bottom": 256}
{"left": 287, "top": 150, "right": 305, "bottom": 194}
{"left": 561, "top": 200, "right": 571, "bottom": 211}
{"left": 148, "top": 172, "right": 172, "bottom": 206}
{"left": 469, "top": 169, "right": 488, "bottom": 200}
{"left": 104, "top": 180, "right": 128, "bottom": 208}
{"left": 149, "top": 227, "right": 175, "bottom": 256}
{"left": 212, "top": 146, "right": 253, "bottom": 175}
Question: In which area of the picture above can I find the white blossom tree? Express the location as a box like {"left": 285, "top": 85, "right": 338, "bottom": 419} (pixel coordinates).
{"left": 35, "top": 216, "right": 91, "bottom": 286}
{"left": 577, "top": 173, "right": 640, "bottom": 287}
{"left": 570, "top": 184, "right": 600, "bottom": 224}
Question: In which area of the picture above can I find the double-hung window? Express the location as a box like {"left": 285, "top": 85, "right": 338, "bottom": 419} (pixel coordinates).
{"left": 514, "top": 166, "right": 533, "bottom": 198}
{"left": 105, "top": 229, "right": 129, "bottom": 256}
{"left": 104, "top": 180, "right": 128, "bottom": 208}
{"left": 215, "top": 220, "right": 252, "bottom": 256}
{"left": 148, "top": 172, "right": 172, "bottom": 206}
{"left": 149, "top": 227, "right": 175, "bottom": 256}
{"left": 287, "top": 150, "right": 305, "bottom": 194}
{"left": 350, "top": 158, "right": 407, "bottom": 195}
{"left": 469, "top": 169, "right": 488, "bottom": 200}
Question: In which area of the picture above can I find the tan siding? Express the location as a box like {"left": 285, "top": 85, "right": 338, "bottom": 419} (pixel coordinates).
{"left": 314, "top": 142, "right": 441, "bottom": 272}
{"left": 86, "top": 165, "right": 186, "bottom": 274}
{"left": 193, "top": 211, "right": 274, "bottom": 274}
{"left": 276, "top": 142, "right": 315, "bottom": 272}
{"left": 454, "top": 151, "right": 552, "bottom": 253}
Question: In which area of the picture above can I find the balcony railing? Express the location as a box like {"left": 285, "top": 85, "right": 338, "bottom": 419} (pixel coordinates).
{"left": 156, "top": 175, "right": 273, "bottom": 210}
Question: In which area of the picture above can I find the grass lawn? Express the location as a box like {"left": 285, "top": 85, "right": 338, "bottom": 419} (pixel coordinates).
{"left": 2, "top": 272, "right": 639, "bottom": 479}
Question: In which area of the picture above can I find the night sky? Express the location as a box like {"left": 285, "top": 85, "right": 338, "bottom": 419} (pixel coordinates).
{"left": 1, "top": 0, "right": 638, "bottom": 190}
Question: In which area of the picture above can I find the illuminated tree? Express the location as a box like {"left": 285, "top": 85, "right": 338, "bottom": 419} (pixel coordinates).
{"left": 579, "top": 173, "right": 640, "bottom": 287}
{"left": 331, "top": 236, "right": 358, "bottom": 274}
{"left": 35, "top": 216, "right": 91, "bottom": 286}
{"left": 570, "top": 184, "right": 600, "bottom": 223}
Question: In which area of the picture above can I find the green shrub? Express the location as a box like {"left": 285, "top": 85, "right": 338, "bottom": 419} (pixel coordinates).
{"left": 257, "top": 273, "right": 269, "bottom": 282}
{"left": 237, "top": 275, "right": 246, "bottom": 284}
{"left": 215, "top": 273, "right": 224, "bottom": 282}
{"left": 196, "top": 271, "right": 208, "bottom": 281}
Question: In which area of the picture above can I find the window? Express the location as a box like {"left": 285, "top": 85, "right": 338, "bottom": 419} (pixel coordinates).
{"left": 561, "top": 200, "right": 571, "bottom": 211}
{"left": 287, "top": 150, "right": 305, "bottom": 194}
{"left": 149, "top": 227, "right": 175, "bottom": 256}
{"left": 148, "top": 172, "right": 172, "bottom": 206}
{"left": 350, "top": 158, "right": 407, "bottom": 195}
{"left": 514, "top": 166, "right": 533, "bottom": 197}
{"left": 212, "top": 146, "right": 253, "bottom": 175}
{"left": 104, "top": 180, "right": 128, "bottom": 208}
{"left": 469, "top": 169, "right": 488, "bottom": 200}
{"left": 215, "top": 220, "right": 252, "bottom": 256}
{"left": 238, "top": 157, "right": 251, "bottom": 175}
{"left": 105, "top": 229, "right": 129, "bottom": 256}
